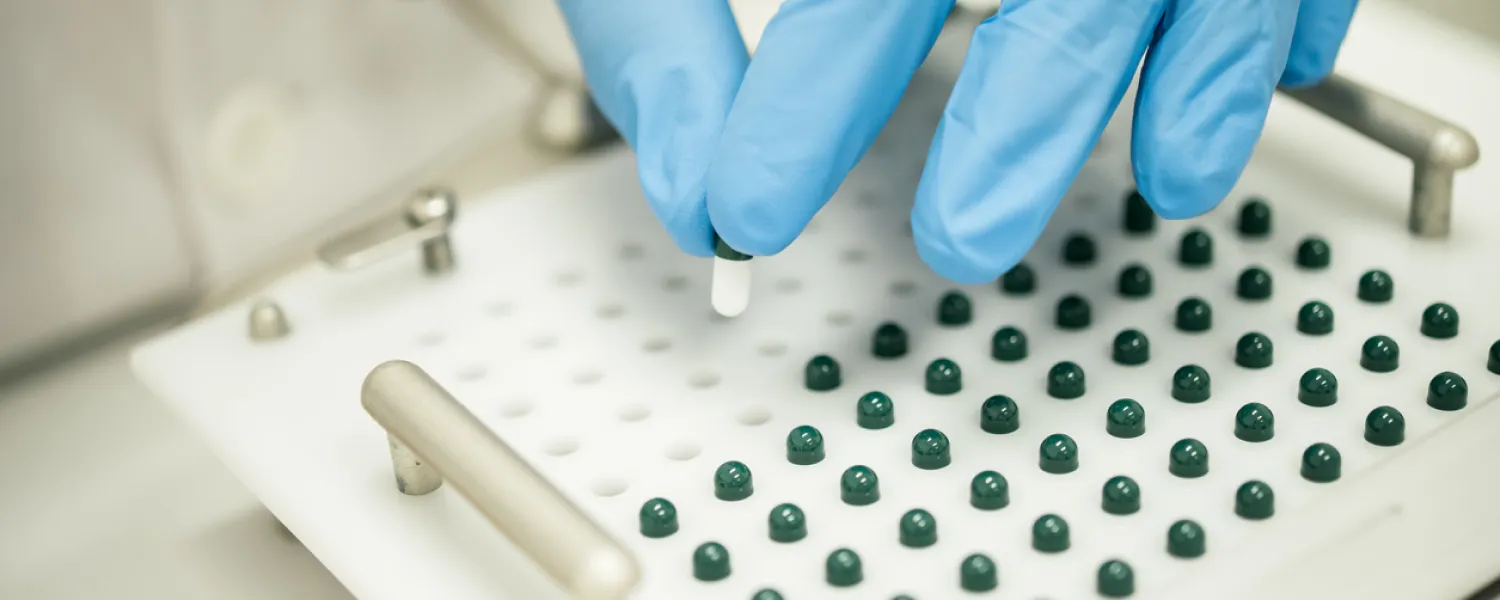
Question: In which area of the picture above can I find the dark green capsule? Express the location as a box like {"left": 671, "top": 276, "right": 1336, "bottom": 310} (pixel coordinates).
{"left": 925, "top": 358, "right": 962, "bottom": 395}
{"left": 1421, "top": 303, "right": 1459, "bottom": 339}
{"left": 1112, "top": 329, "right": 1150, "bottom": 366}
{"left": 1179, "top": 229, "right": 1214, "bottom": 266}
{"left": 1124, "top": 189, "right": 1156, "bottom": 233}
{"left": 937, "top": 291, "right": 973, "bottom": 326}
{"left": 1235, "top": 480, "right": 1275, "bottom": 520}
{"left": 1296, "top": 237, "right": 1331, "bottom": 269}
{"left": 991, "top": 326, "right": 1028, "bottom": 362}
{"left": 1032, "top": 514, "right": 1070, "bottom": 552}
{"left": 1360, "top": 335, "right": 1400, "bottom": 372}
{"left": 1427, "top": 371, "right": 1468, "bottom": 411}
{"left": 1171, "top": 365, "right": 1211, "bottom": 403}
{"left": 1063, "top": 233, "right": 1097, "bottom": 266}
{"left": 805, "top": 355, "right": 841, "bottom": 391}
{"left": 639, "top": 497, "right": 678, "bottom": 538}
{"left": 899, "top": 508, "right": 938, "bottom": 548}
{"left": 786, "top": 425, "right": 825, "bottom": 465}
{"left": 767, "top": 503, "right": 807, "bottom": 543}
{"left": 1358, "top": 270, "right": 1394, "bottom": 303}
{"left": 970, "top": 471, "right": 1010, "bottom": 510}
{"left": 1001, "top": 263, "right": 1036, "bottom": 295}
{"left": 1039, "top": 433, "right": 1079, "bottom": 474}
{"left": 1047, "top": 361, "right": 1086, "bottom": 399}
{"left": 1238, "top": 198, "right": 1272, "bottom": 236}
{"left": 1235, "top": 332, "right": 1274, "bottom": 369}
{"left": 1167, "top": 519, "right": 1206, "bottom": 558}
{"left": 1234, "top": 403, "right": 1274, "bottom": 442}
{"left": 1098, "top": 560, "right": 1135, "bottom": 598}
{"left": 1301, "top": 443, "right": 1342, "bottom": 482}
{"left": 1176, "top": 297, "right": 1213, "bottom": 332}
{"left": 1056, "top": 294, "right": 1092, "bottom": 330}
{"left": 1102, "top": 475, "right": 1141, "bottom": 515}
{"left": 980, "top": 395, "right": 1020, "bottom": 434}
{"left": 1169, "top": 438, "right": 1209, "bottom": 478}
{"left": 1364, "top": 406, "right": 1406, "bottom": 446}
{"left": 714, "top": 234, "right": 751, "bottom": 261}
{"left": 1297, "top": 301, "right": 1334, "bottom": 335}
{"left": 1236, "top": 267, "right": 1273, "bottom": 300}
{"left": 911, "top": 429, "right": 952, "bottom": 470}
{"left": 1117, "top": 264, "right": 1153, "bottom": 298}
{"left": 714, "top": 461, "right": 754, "bottom": 501}
{"left": 1491, "top": 340, "right": 1500, "bottom": 374}
{"left": 1105, "top": 399, "right": 1146, "bottom": 439}
{"left": 872, "top": 322, "right": 908, "bottom": 358}
{"left": 840, "top": 465, "right": 880, "bottom": 505}
{"left": 1298, "top": 368, "right": 1338, "bottom": 406}
{"left": 856, "top": 391, "right": 895, "bottom": 430}
{"left": 960, "top": 553, "right": 999, "bottom": 592}
{"left": 693, "top": 542, "right": 731, "bottom": 581}
{"left": 825, "top": 548, "right": 862, "bottom": 587}
{"left": 750, "top": 590, "right": 783, "bottom": 600}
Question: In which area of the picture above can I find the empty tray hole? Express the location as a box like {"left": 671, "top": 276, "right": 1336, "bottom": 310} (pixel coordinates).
{"left": 736, "top": 406, "right": 772, "bottom": 426}
{"left": 826, "top": 311, "right": 853, "bottom": 326}
{"left": 664, "top": 442, "right": 702, "bottom": 461}
{"left": 414, "top": 331, "right": 446, "bottom": 347}
{"left": 455, "top": 365, "right": 488, "bottom": 382}
{"left": 840, "top": 249, "right": 869, "bottom": 264}
{"left": 775, "top": 278, "right": 803, "bottom": 294}
{"left": 572, "top": 370, "right": 603, "bottom": 385}
{"left": 528, "top": 335, "right": 559, "bottom": 350}
{"left": 543, "top": 438, "right": 579, "bottom": 456}
{"left": 889, "top": 281, "right": 917, "bottom": 296}
{"left": 596, "top": 304, "right": 625, "bottom": 319}
{"left": 662, "top": 275, "right": 689, "bottom": 291}
{"left": 499, "top": 399, "right": 533, "bottom": 418}
{"left": 688, "top": 372, "right": 721, "bottom": 389}
{"left": 619, "top": 243, "right": 644, "bottom": 260}
{"left": 618, "top": 404, "right": 652, "bottom": 422}
{"left": 486, "top": 302, "right": 514, "bottom": 317}
{"left": 591, "top": 478, "right": 628, "bottom": 497}
{"left": 643, "top": 337, "right": 673, "bottom": 353}
{"left": 757, "top": 340, "right": 788, "bottom": 357}
{"left": 554, "top": 269, "right": 583, "bottom": 287}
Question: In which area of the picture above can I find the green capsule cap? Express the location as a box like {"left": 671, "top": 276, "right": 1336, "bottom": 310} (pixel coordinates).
{"left": 1234, "top": 403, "right": 1275, "bottom": 442}
{"left": 1296, "top": 237, "right": 1331, "bottom": 269}
{"left": 1039, "top": 433, "right": 1079, "bottom": 474}
{"left": 1427, "top": 371, "right": 1468, "bottom": 411}
{"left": 825, "top": 548, "right": 863, "bottom": 587}
{"left": 1364, "top": 406, "right": 1406, "bottom": 446}
{"left": 1106, "top": 399, "right": 1146, "bottom": 439}
{"left": 714, "top": 461, "right": 754, "bottom": 501}
{"left": 1176, "top": 297, "right": 1213, "bottom": 332}
{"left": 693, "top": 542, "right": 731, "bottom": 581}
{"left": 714, "top": 234, "right": 751, "bottom": 261}
{"left": 1124, "top": 189, "right": 1156, "bottom": 233}
{"left": 1236, "top": 267, "right": 1273, "bottom": 300}
{"left": 980, "top": 395, "right": 1021, "bottom": 434}
{"left": 1032, "top": 514, "right": 1070, "bottom": 552}
{"left": 1171, "top": 365, "right": 1211, "bottom": 403}
{"left": 1118, "top": 264, "right": 1153, "bottom": 298}
{"left": 1358, "top": 270, "right": 1394, "bottom": 302}
{"left": 1297, "top": 301, "right": 1334, "bottom": 335}
{"left": 872, "top": 322, "right": 909, "bottom": 358}
{"left": 856, "top": 391, "right": 895, "bottom": 430}
{"left": 1167, "top": 519, "right": 1206, "bottom": 558}
{"left": 786, "top": 425, "right": 825, "bottom": 465}
{"left": 899, "top": 508, "right": 938, "bottom": 548}
{"left": 1238, "top": 198, "right": 1272, "bottom": 236}
{"left": 751, "top": 589, "right": 783, "bottom": 600}
{"left": 1421, "top": 303, "right": 1459, "bottom": 339}
{"left": 1063, "top": 233, "right": 1098, "bottom": 266}
{"left": 805, "top": 355, "right": 842, "bottom": 391}
{"left": 1235, "top": 332, "right": 1274, "bottom": 368}
{"left": 991, "top": 326, "right": 1028, "bottom": 362}
{"left": 1112, "top": 329, "right": 1150, "bottom": 366}
{"left": 1235, "top": 480, "right": 1275, "bottom": 520}
{"left": 841, "top": 465, "right": 880, "bottom": 505}
{"left": 1301, "top": 443, "right": 1342, "bottom": 482}
{"left": 1298, "top": 368, "right": 1338, "bottom": 406}
{"left": 937, "top": 291, "right": 973, "bottom": 326}
{"left": 1360, "top": 335, "right": 1400, "bottom": 372}
{"left": 1000, "top": 263, "right": 1036, "bottom": 295}
{"left": 1047, "top": 361, "right": 1086, "bottom": 399}
{"left": 1179, "top": 228, "right": 1214, "bottom": 266}
{"left": 767, "top": 503, "right": 807, "bottom": 543}
{"left": 1098, "top": 560, "right": 1135, "bottom": 597}
{"left": 1490, "top": 340, "right": 1500, "bottom": 374}
{"left": 1056, "top": 294, "right": 1092, "bottom": 330}
{"left": 960, "top": 553, "right": 998, "bottom": 592}
{"left": 925, "top": 358, "right": 962, "bottom": 395}
{"left": 639, "top": 497, "right": 678, "bottom": 538}
{"left": 911, "top": 429, "right": 952, "bottom": 470}
{"left": 970, "top": 471, "right": 1010, "bottom": 510}
{"left": 1169, "top": 438, "right": 1209, "bottom": 478}
{"left": 1102, "top": 475, "right": 1141, "bottom": 515}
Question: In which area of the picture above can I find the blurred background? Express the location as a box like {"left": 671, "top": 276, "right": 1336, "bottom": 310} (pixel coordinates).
{"left": 0, "top": 0, "right": 1496, "bottom": 598}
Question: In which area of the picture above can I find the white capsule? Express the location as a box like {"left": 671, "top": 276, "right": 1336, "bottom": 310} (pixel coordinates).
{"left": 711, "top": 256, "right": 752, "bottom": 317}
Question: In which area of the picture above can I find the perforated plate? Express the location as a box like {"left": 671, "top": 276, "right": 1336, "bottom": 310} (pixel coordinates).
{"left": 133, "top": 6, "right": 1500, "bottom": 600}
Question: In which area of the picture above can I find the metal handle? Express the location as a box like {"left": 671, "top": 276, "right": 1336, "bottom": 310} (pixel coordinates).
{"left": 1281, "top": 73, "right": 1481, "bottom": 237}
{"left": 318, "top": 187, "right": 458, "bottom": 274}
{"left": 361, "top": 360, "right": 640, "bottom": 600}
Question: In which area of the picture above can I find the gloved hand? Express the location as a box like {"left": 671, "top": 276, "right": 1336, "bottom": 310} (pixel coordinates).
{"left": 555, "top": 0, "right": 1359, "bottom": 283}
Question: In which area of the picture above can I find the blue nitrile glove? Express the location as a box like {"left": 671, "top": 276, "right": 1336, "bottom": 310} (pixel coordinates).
{"left": 555, "top": 0, "right": 1359, "bottom": 283}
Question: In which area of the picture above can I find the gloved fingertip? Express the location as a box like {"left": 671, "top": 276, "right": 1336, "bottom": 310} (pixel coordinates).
{"left": 704, "top": 169, "right": 813, "bottom": 257}
{"left": 1132, "top": 161, "right": 1236, "bottom": 220}
{"left": 1279, "top": 54, "right": 1336, "bottom": 89}
{"left": 911, "top": 209, "right": 1032, "bottom": 285}
{"left": 636, "top": 166, "right": 715, "bottom": 257}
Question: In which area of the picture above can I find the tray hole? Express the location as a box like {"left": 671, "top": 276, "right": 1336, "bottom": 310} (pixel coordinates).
{"left": 688, "top": 372, "right": 721, "bottom": 389}
{"left": 414, "top": 331, "right": 446, "bottom": 347}
{"left": 591, "top": 478, "right": 628, "bottom": 497}
{"left": 572, "top": 370, "right": 603, "bottom": 385}
{"left": 826, "top": 311, "right": 853, "bottom": 326}
{"left": 543, "top": 438, "right": 579, "bottom": 456}
{"left": 455, "top": 365, "right": 488, "bottom": 382}
{"left": 554, "top": 269, "right": 583, "bottom": 287}
{"left": 856, "top": 192, "right": 878, "bottom": 208}
{"left": 619, "top": 243, "right": 644, "bottom": 260}
{"left": 643, "top": 337, "right": 673, "bottom": 353}
{"left": 757, "top": 340, "right": 788, "bottom": 357}
{"left": 499, "top": 399, "right": 533, "bottom": 418}
{"left": 618, "top": 404, "right": 652, "bottom": 422}
{"left": 775, "top": 278, "right": 803, "bottom": 294}
{"left": 596, "top": 303, "right": 625, "bottom": 320}
{"left": 665, "top": 442, "right": 701, "bottom": 461}
{"left": 486, "top": 302, "right": 514, "bottom": 317}
{"left": 840, "top": 248, "right": 869, "bottom": 264}
{"left": 889, "top": 281, "right": 917, "bottom": 297}
{"left": 736, "top": 406, "right": 772, "bottom": 426}
{"left": 662, "top": 275, "right": 689, "bottom": 292}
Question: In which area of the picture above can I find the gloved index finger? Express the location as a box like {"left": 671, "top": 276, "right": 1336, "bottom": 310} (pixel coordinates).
{"left": 704, "top": 0, "right": 955, "bottom": 257}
